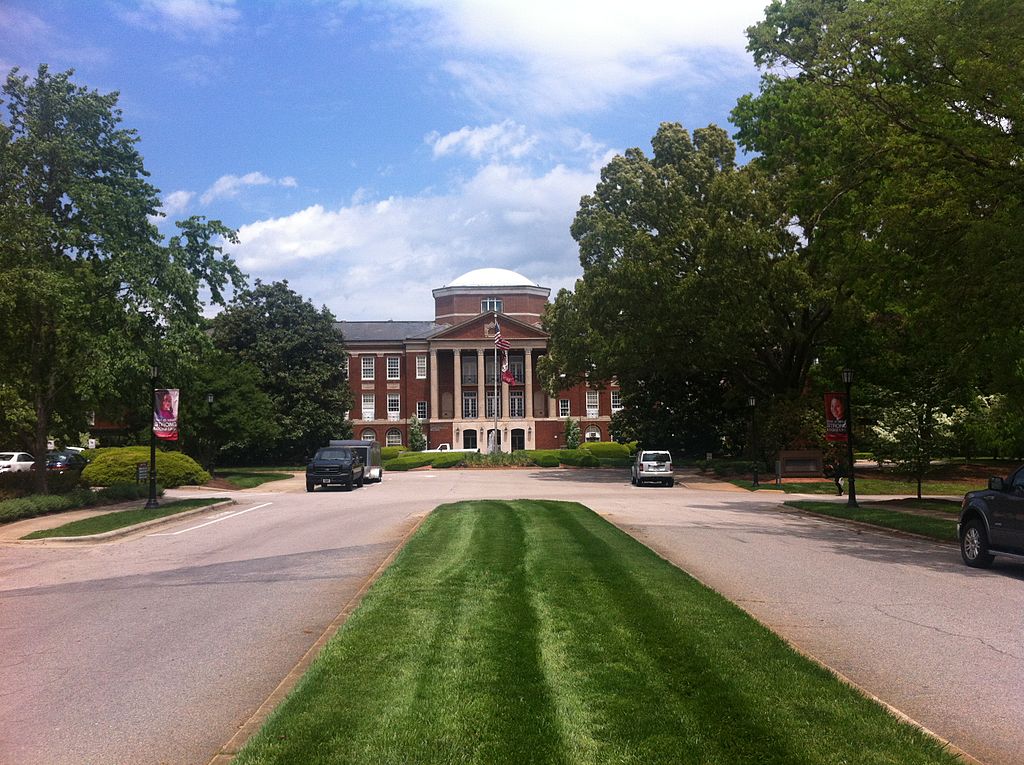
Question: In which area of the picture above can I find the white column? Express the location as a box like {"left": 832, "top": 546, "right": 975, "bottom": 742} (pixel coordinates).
{"left": 430, "top": 348, "right": 439, "bottom": 423}
{"left": 476, "top": 349, "right": 485, "bottom": 418}
{"left": 454, "top": 349, "right": 462, "bottom": 423}
{"left": 524, "top": 348, "right": 534, "bottom": 418}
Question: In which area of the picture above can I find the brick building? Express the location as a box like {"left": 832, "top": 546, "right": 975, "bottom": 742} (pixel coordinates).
{"left": 338, "top": 268, "right": 621, "bottom": 451}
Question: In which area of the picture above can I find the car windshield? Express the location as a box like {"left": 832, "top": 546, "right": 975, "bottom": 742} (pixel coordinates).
{"left": 315, "top": 448, "right": 352, "bottom": 461}
{"left": 643, "top": 452, "right": 671, "bottom": 462}
{"left": 0, "top": 453, "right": 13, "bottom": 461}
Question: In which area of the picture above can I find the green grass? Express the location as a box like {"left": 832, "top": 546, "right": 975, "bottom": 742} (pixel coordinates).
{"left": 22, "top": 498, "right": 224, "bottom": 539}
{"left": 215, "top": 469, "right": 295, "bottom": 489}
{"left": 734, "top": 478, "right": 979, "bottom": 495}
{"left": 785, "top": 500, "right": 959, "bottom": 542}
{"left": 235, "top": 500, "right": 962, "bottom": 765}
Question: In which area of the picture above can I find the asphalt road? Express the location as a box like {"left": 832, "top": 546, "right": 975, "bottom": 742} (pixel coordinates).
{"left": 1, "top": 469, "right": 1021, "bottom": 765}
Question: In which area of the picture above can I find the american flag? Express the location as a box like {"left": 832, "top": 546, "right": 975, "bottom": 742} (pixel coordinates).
{"left": 494, "top": 320, "right": 511, "bottom": 350}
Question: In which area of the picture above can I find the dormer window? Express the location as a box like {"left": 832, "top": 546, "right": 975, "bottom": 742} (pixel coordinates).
{"left": 481, "top": 298, "right": 503, "bottom": 314}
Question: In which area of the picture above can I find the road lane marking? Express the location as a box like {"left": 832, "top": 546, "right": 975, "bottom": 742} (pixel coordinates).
{"left": 148, "top": 502, "right": 273, "bottom": 536}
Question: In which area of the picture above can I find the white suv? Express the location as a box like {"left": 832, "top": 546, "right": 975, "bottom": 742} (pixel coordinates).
{"left": 631, "top": 450, "right": 674, "bottom": 487}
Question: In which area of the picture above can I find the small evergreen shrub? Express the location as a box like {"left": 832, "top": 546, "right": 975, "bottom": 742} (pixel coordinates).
{"left": 582, "top": 441, "right": 631, "bottom": 458}
{"left": 384, "top": 453, "right": 437, "bottom": 471}
{"left": 381, "top": 445, "right": 405, "bottom": 461}
{"left": 82, "top": 447, "right": 210, "bottom": 487}
{"left": 0, "top": 484, "right": 163, "bottom": 524}
{"left": 533, "top": 453, "right": 560, "bottom": 467}
{"left": 431, "top": 453, "right": 466, "bottom": 468}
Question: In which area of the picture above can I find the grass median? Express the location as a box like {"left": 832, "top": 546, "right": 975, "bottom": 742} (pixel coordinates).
{"left": 22, "top": 498, "right": 225, "bottom": 539}
{"left": 785, "top": 500, "right": 959, "bottom": 543}
{"left": 235, "top": 499, "right": 962, "bottom": 765}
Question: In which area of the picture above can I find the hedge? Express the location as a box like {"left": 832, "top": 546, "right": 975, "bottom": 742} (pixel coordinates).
{"left": 0, "top": 470, "right": 83, "bottom": 500}
{"left": 82, "top": 447, "right": 210, "bottom": 488}
{"left": 381, "top": 445, "right": 406, "bottom": 461}
{"left": 580, "top": 441, "right": 631, "bottom": 458}
{"left": 0, "top": 483, "right": 161, "bottom": 525}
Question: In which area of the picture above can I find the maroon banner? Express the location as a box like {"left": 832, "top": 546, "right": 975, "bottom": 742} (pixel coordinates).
{"left": 824, "top": 392, "right": 847, "bottom": 442}
{"left": 154, "top": 388, "right": 179, "bottom": 441}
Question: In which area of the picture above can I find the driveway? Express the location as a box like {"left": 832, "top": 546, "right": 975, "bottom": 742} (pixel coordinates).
{"left": 0, "top": 468, "right": 1020, "bottom": 765}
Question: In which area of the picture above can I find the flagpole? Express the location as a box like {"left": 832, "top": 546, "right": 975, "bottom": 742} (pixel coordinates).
{"left": 493, "top": 311, "right": 499, "bottom": 453}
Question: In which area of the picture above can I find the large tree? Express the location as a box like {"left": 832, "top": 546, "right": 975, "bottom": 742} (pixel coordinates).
{"left": 211, "top": 280, "right": 353, "bottom": 463}
{"left": 0, "top": 66, "right": 243, "bottom": 490}
{"left": 540, "top": 123, "right": 838, "bottom": 453}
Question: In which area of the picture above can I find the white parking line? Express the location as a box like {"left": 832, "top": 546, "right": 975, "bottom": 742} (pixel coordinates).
{"left": 148, "top": 502, "right": 273, "bottom": 536}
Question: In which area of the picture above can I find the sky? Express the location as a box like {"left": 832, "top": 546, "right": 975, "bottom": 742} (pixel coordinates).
{"left": 2, "top": 0, "right": 770, "bottom": 321}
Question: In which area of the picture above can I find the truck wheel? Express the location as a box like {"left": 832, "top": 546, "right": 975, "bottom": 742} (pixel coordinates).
{"left": 306, "top": 481, "right": 314, "bottom": 493}
{"left": 357, "top": 472, "right": 364, "bottom": 488}
{"left": 961, "top": 518, "right": 994, "bottom": 568}
{"left": 666, "top": 478, "right": 674, "bottom": 487}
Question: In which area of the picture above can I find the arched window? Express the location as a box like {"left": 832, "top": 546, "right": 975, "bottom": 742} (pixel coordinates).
{"left": 584, "top": 425, "right": 601, "bottom": 442}
{"left": 360, "top": 428, "right": 376, "bottom": 442}
{"left": 386, "top": 428, "right": 403, "bottom": 447}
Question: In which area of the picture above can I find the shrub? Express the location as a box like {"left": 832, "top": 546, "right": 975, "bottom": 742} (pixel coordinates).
{"left": 464, "top": 452, "right": 533, "bottom": 468}
{"left": 381, "top": 445, "right": 405, "bottom": 461}
{"left": 533, "top": 453, "right": 560, "bottom": 468}
{"left": 431, "top": 453, "right": 466, "bottom": 468}
{"left": 82, "top": 447, "right": 210, "bottom": 488}
{"left": 698, "top": 459, "right": 760, "bottom": 477}
{"left": 0, "top": 470, "right": 86, "bottom": 500}
{"left": 558, "top": 449, "right": 601, "bottom": 468}
{"left": 581, "top": 441, "right": 631, "bottom": 458}
{"left": 384, "top": 453, "right": 437, "bottom": 471}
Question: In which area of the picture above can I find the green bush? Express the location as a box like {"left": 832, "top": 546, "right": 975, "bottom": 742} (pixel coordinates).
{"left": 581, "top": 441, "right": 631, "bottom": 458}
{"left": 0, "top": 470, "right": 86, "bottom": 500}
{"left": 533, "top": 453, "right": 560, "bottom": 468}
{"left": 384, "top": 453, "right": 437, "bottom": 471}
{"left": 464, "top": 452, "right": 534, "bottom": 468}
{"left": 431, "top": 453, "right": 466, "bottom": 468}
{"left": 557, "top": 449, "right": 601, "bottom": 468}
{"left": 82, "top": 447, "right": 210, "bottom": 488}
{"left": 0, "top": 483, "right": 161, "bottom": 524}
{"left": 381, "top": 445, "right": 405, "bottom": 461}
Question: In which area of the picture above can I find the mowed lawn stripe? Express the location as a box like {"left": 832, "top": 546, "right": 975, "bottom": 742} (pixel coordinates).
{"left": 234, "top": 500, "right": 963, "bottom": 765}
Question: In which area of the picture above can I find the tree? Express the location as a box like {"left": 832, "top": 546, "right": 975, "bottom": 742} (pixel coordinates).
{"left": 407, "top": 416, "right": 426, "bottom": 451}
{"left": 211, "top": 280, "right": 353, "bottom": 463}
{"left": 0, "top": 66, "right": 243, "bottom": 491}
{"left": 540, "top": 122, "right": 837, "bottom": 455}
{"left": 563, "top": 417, "right": 581, "bottom": 449}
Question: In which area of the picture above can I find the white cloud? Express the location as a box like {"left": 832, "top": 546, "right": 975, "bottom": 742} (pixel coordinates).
{"left": 384, "top": 0, "right": 766, "bottom": 115}
{"left": 119, "top": 0, "right": 240, "bottom": 40}
{"left": 230, "top": 161, "right": 596, "bottom": 320}
{"left": 427, "top": 120, "right": 538, "bottom": 160}
{"left": 161, "top": 189, "right": 195, "bottom": 216}
{"left": 200, "top": 172, "right": 296, "bottom": 204}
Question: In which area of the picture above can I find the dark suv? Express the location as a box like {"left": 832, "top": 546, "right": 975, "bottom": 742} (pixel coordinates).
{"left": 958, "top": 465, "right": 1024, "bottom": 567}
{"left": 306, "top": 446, "right": 364, "bottom": 492}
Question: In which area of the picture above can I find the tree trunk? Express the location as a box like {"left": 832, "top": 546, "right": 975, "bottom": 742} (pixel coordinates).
{"left": 33, "top": 399, "right": 49, "bottom": 495}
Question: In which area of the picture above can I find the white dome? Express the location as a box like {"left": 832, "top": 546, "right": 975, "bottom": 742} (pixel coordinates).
{"left": 447, "top": 268, "right": 537, "bottom": 288}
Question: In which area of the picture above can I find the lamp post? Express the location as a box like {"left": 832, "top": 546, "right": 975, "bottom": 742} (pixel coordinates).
{"left": 206, "top": 392, "right": 215, "bottom": 474}
{"left": 748, "top": 395, "right": 759, "bottom": 488}
{"left": 145, "top": 365, "right": 160, "bottom": 509}
{"left": 842, "top": 368, "right": 858, "bottom": 507}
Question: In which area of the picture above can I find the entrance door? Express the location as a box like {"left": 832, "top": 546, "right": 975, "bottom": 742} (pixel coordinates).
{"left": 511, "top": 428, "right": 525, "bottom": 451}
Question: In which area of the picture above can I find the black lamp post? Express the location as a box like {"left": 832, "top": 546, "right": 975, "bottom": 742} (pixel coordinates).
{"left": 206, "top": 392, "right": 215, "bottom": 474}
{"left": 842, "top": 368, "right": 858, "bottom": 507}
{"left": 145, "top": 365, "right": 160, "bottom": 509}
{"left": 748, "top": 395, "right": 759, "bottom": 488}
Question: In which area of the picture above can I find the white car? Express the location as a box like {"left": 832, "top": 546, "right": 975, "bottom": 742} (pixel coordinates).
{"left": 0, "top": 452, "right": 35, "bottom": 473}
{"left": 631, "top": 450, "right": 674, "bottom": 487}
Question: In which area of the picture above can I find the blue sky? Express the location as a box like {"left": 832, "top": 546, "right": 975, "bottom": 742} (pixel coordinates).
{"left": 3, "top": 0, "right": 768, "bottom": 320}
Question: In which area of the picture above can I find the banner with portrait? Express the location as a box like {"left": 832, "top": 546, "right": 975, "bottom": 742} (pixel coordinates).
{"left": 154, "top": 388, "right": 180, "bottom": 441}
{"left": 824, "top": 392, "right": 847, "bottom": 442}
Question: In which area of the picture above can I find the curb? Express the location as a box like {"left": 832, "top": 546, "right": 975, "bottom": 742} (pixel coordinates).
{"left": 16, "top": 499, "right": 237, "bottom": 543}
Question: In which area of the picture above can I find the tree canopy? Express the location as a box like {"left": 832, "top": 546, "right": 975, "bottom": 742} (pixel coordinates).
{"left": 0, "top": 66, "right": 243, "bottom": 488}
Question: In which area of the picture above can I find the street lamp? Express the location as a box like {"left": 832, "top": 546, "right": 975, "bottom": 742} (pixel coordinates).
{"left": 145, "top": 365, "right": 160, "bottom": 509}
{"left": 748, "top": 395, "right": 759, "bottom": 488}
{"left": 842, "top": 368, "right": 858, "bottom": 507}
{"left": 206, "top": 392, "right": 215, "bottom": 475}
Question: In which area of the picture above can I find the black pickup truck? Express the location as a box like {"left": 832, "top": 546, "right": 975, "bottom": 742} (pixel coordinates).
{"left": 306, "top": 446, "right": 365, "bottom": 492}
{"left": 958, "top": 465, "right": 1024, "bottom": 567}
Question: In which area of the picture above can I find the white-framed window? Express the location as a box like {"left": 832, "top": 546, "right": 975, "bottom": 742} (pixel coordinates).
{"left": 361, "top": 356, "right": 375, "bottom": 381}
{"left": 586, "top": 390, "right": 599, "bottom": 418}
{"left": 510, "top": 357, "right": 525, "bottom": 384}
{"left": 386, "top": 428, "right": 402, "bottom": 447}
{"left": 360, "top": 428, "right": 376, "bottom": 442}
{"left": 341, "top": 355, "right": 349, "bottom": 378}
{"left": 486, "top": 391, "right": 500, "bottom": 418}
{"left": 611, "top": 390, "right": 623, "bottom": 413}
{"left": 416, "top": 355, "right": 427, "bottom": 379}
{"left": 361, "top": 393, "right": 375, "bottom": 420}
{"left": 387, "top": 356, "right": 401, "bottom": 380}
{"left": 558, "top": 399, "right": 570, "bottom": 417}
{"left": 463, "top": 391, "right": 478, "bottom": 419}
{"left": 510, "top": 390, "right": 525, "bottom": 418}
{"left": 585, "top": 425, "right": 601, "bottom": 442}
{"left": 416, "top": 400, "right": 428, "bottom": 420}
{"left": 481, "top": 297, "right": 503, "bottom": 313}
{"left": 387, "top": 393, "right": 401, "bottom": 421}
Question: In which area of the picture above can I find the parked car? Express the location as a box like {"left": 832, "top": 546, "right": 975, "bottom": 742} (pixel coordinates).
{"left": 0, "top": 452, "right": 35, "bottom": 473}
{"left": 306, "top": 446, "right": 365, "bottom": 492}
{"left": 958, "top": 465, "right": 1024, "bottom": 567}
{"left": 631, "top": 450, "right": 674, "bottom": 487}
{"left": 45, "top": 450, "right": 89, "bottom": 475}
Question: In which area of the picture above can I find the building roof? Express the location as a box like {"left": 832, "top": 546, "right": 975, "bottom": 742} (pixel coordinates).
{"left": 446, "top": 268, "right": 538, "bottom": 288}
{"left": 337, "top": 321, "right": 443, "bottom": 343}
